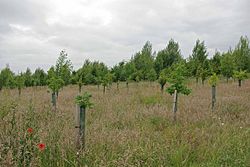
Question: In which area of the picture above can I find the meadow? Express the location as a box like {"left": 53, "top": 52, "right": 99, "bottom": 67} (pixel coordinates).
{"left": 0, "top": 80, "right": 250, "bottom": 167}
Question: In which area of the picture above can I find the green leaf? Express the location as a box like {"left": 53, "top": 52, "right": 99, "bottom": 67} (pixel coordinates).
{"left": 75, "top": 92, "right": 93, "bottom": 108}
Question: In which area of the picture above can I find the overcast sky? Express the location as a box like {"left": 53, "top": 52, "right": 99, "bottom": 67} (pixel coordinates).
{"left": 0, "top": 0, "right": 249, "bottom": 72}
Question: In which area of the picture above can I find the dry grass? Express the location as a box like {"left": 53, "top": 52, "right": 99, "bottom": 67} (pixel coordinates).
{"left": 0, "top": 80, "right": 250, "bottom": 166}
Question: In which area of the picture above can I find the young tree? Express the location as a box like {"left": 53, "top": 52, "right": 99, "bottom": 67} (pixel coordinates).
{"left": 23, "top": 68, "right": 33, "bottom": 87}
{"left": 124, "top": 62, "right": 136, "bottom": 90}
{"left": 75, "top": 92, "right": 93, "bottom": 150}
{"left": 221, "top": 51, "right": 235, "bottom": 82}
{"left": 111, "top": 61, "right": 126, "bottom": 90}
{"left": 16, "top": 74, "right": 25, "bottom": 96}
{"left": 0, "top": 65, "right": 16, "bottom": 89}
{"left": 55, "top": 50, "right": 73, "bottom": 85}
{"left": 233, "top": 70, "right": 247, "bottom": 87}
{"left": 166, "top": 63, "right": 191, "bottom": 121}
{"left": 189, "top": 39, "right": 208, "bottom": 83}
{"left": 33, "top": 68, "right": 47, "bottom": 86}
{"left": 200, "top": 59, "right": 210, "bottom": 85}
{"left": 158, "top": 71, "right": 167, "bottom": 93}
{"left": 146, "top": 69, "right": 157, "bottom": 82}
{"left": 210, "top": 51, "right": 222, "bottom": 74}
{"left": 48, "top": 77, "right": 64, "bottom": 110}
{"left": 233, "top": 36, "right": 250, "bottom": 72}
{"left": 132, "top": 41, "right": 154, "bottom": 80}
{"left": 102, "top": 73, "right": 113, "bottom": 94}
{"left": 95, "top": 76, "right": 102, "bottom": 90}
{"left": 208, "top": 73, "right": 219, "bottom": 111}
{"left": 154, "top": 39, "right": 182, "bottom": 75}
{"left": 77, "top": 75, "right": 84, "bottom": 93}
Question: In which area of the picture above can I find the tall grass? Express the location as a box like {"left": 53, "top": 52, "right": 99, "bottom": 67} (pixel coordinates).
{"left": 0, "top": 80, "right": 249, "bottom": 166}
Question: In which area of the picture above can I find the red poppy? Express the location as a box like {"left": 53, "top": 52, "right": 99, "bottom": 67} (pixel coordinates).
{"left": 27, "top": 128, "right": 33, "bottom": 133}
{"left": 38, "top": 143, "right": 46, "bottom": 151}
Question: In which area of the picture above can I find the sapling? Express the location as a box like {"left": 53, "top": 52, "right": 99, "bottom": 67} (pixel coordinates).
{"left": 208, "top": 73, "right": 219, "bottom": 111}
{"left": 77, "top": 75, "right": 84, "bottom": 93}
{"left": 16, "top": 75, "right": 25, "bottom": 96}
{"left": 135, "top": 75, "right": 140, "bottom": 85}
{"left": 48, "top": 77, "right": 64, "bottom": 111}
{"left": 78, "top": 79, "right": 83, "bottom": 93}
{"left": 233, "top": 70, "right": 247, "bottom": 87}
{"left": 75, "top": 92, "right": 93, "bottom": 150}
{"left": 166, "top": 63, "right": 191, "bottom": 121}
{"left": 102, "top": 79, "right": 108, "bottom": 94}
{"left": 102, "top": 73, "right": 113, "bottom": 94}
{"left": 158, "top": 72, "right": 167, "bottom": 93}
{"left": 95, "top": 76, "right": 102, "bottom": 90}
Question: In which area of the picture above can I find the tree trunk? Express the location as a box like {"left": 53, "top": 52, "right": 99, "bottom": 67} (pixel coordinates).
{"left": 116, "top": 82, "right": 119, "bottom": 91}
{"left": 18, "top": 88, "right": 21, "bottom": 97}
{"left": 103, "top": 85, "right": 106, "bottom": 94}
{"left": 211, "top": 86, "right": 216, "bottom": 111}
{"left": 196, "top": 77, "right": 199, "bottom": 84}
{"left": 172, "top": 90, "right": 178, "bottom": 122}
{"left": 202, "top": 79, "right": 205, "bottom": 85}
{"left": 160, "top": 84, "right": 164, "bottom": 93}
{"left": 126, "top": 81, "right": 129, "bottom": 92}
{"left": 238, "top": 80, "right": 242, "bottom": 87}
{"left": 226, "top": 77, "right": 229, "bottom": 83}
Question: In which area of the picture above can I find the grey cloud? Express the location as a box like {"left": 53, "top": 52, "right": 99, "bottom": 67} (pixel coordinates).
{"left": 0, "top": 0, "right": 249, "bottom": 72}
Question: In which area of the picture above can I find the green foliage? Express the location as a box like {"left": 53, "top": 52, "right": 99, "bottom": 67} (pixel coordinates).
{"left": 55, "top": 50, "right": 73, "bottom": 85}
{"left": 158, "top": 71, "right": 167, "bottom": 88}
{"left": 1, "top": 36, "right": 250, "bottom": 90}
{"left": 188, "top": 39, "right": 208, "bottom": 82}
{"left": 95, "top": 76, "right": 102, "bottom": 86}
{"left": 166, "top": 63, "right": 191, "bottom": 95}
{"left": 111, "top": 61, "right": 126, "bottom": 82}
{"left": 233, "top": 36, "right": 250, "bottom": 72}
{"left": 233, "top": 70, "right": 248, "bottom": 81}
{"left": 146, "top": 69, "right": 157, "bottom": 81}
{"left": 77, "top": 60, "right": 109, "bottom": 85}
{"left": 32, "top": 68, "right": 47, "bottom": 86}
{"left": 75, "top": 92, "right": 93, "bottom": 108}
{"left": 16, "top": 74, "right": 25, "bottom": 89}
{"left": 132, "top": 41, "right": 154, "bottom": 80}
{"left": 200, "top": 59, "right": 211, "bottom": 84}
{"left": 210, "top": 51, "right": 222, "bottom": 74}
{"left": 48, "top": 77, "right": 64, "bottom": 93}
{"left": 0, "top": 65, "right": 16, "bottom": 89}
{"left": 23, "top": 68, "right": 33, "bottom": 87}
{"left": 221, "top": 51, "right": 235, "bottom": 80}
{"left": 209, "top": 73, "right": 219, "bottom": 86}
{"left": 102, "top": 73, "right": 113, "bottom": 86}
{"left": 154, "top": 39, "right": 182, "bottom": 75}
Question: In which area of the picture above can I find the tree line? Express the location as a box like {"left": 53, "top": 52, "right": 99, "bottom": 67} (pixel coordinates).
{"left": 0, "top": 36, "right": 249, "bottom": 92}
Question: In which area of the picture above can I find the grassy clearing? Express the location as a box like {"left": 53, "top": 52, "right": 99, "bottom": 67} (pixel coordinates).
{"left": 0, "top": 80, "right": 250, "bottom": 166}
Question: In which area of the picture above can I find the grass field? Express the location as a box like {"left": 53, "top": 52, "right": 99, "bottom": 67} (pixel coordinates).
{"left": 0, "top": 80, "right": 250, "bottom": 166}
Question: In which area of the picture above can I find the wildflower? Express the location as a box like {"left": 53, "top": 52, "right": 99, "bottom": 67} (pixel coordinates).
{"left": 27, "top": 128, "right": 33, "bottom": 134}
{"left": 38, "top": 143, "right": 46, "bottom": 151}
{"left": 221, "top": 123, "right": 224, "bottom": 126}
